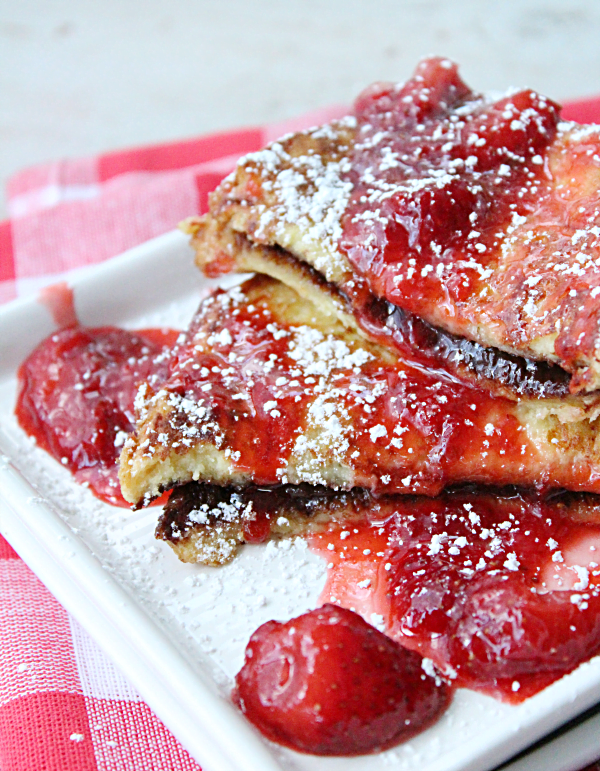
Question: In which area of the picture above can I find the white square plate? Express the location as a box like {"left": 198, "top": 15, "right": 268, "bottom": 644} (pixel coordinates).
{"left": 1, "top": 230, "right": 600, "bottom": 771}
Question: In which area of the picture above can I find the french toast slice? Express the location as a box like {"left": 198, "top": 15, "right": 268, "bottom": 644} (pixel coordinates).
{"left": 119, "top": 275, "right": 600, "bottom": 509}
{"left": 185, "top": 57, "right": 600, "bottom": 394}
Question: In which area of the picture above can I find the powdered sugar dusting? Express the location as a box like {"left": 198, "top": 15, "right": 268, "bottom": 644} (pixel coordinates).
{"left": 240, "top": 121, "right": 356, "bottom": 280}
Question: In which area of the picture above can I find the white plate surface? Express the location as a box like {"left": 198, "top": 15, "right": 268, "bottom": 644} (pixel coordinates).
{"left": 1, "top": 230, "right": 600, "bottom": 771}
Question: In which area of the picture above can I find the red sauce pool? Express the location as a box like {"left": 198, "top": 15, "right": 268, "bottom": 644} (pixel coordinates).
{"left": 234, "top": 603, "right": 451, "bottom": 755}
{"left": 310, "top": 488, "right": 600, "bottom": 702}
{"left": 16, "top": 326, "right": 177, "bottom": 506}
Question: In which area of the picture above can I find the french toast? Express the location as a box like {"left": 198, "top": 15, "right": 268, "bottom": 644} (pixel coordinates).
{"left": 119, "top": 275, "right": 600, "bottom": 510}
{"left": 110, "top": 58, "right": 600, "bottom": 725}
{"left": 185, "top": 57, "right": 600, "bottom": 394}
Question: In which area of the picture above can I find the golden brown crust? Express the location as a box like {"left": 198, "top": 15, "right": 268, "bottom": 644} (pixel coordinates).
{"left": 183, "top": 213, "right": 358, "bottom": 334}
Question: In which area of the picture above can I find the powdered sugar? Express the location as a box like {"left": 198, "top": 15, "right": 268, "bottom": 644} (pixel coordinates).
{"left": 241, "top": 124, "right": 355, "bottom": 280}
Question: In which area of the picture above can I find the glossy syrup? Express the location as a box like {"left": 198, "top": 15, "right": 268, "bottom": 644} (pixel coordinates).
{"left": 351, "top": 286, "right": 572, "bottom": 399}
{"left": 340, "top": 57, "right": 560, "bottom": 317}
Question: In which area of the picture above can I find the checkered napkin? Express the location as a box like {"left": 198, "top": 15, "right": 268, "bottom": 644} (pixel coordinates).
{"left": 1, "top": 95, "right": 600, "bottom": 771}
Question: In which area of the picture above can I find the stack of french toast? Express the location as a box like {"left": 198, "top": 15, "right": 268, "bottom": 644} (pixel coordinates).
{"left": 118, "top": 57, "right": 600, "bottom": 575}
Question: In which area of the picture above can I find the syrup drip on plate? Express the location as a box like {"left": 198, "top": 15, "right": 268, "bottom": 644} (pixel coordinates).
{"left": 310, "top": 487, "right": 600, "bottom": 702}
{"left": 37, "top": 282, "right": 79, "bottom": 330}
{"left": 16, "top": 326, "right": 177, "bottom": 506}
{"left": 341, "top": 56, "right": 560, "bottom": 317}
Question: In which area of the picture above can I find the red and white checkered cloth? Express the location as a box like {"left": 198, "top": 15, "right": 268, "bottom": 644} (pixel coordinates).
{"left": 2, "top": 95, "right": 600, "bottom": 771}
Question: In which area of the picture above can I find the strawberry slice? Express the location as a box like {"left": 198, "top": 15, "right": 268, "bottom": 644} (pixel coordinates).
{"left": 234, "top": 604, "right": 451, "bottom": 756}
